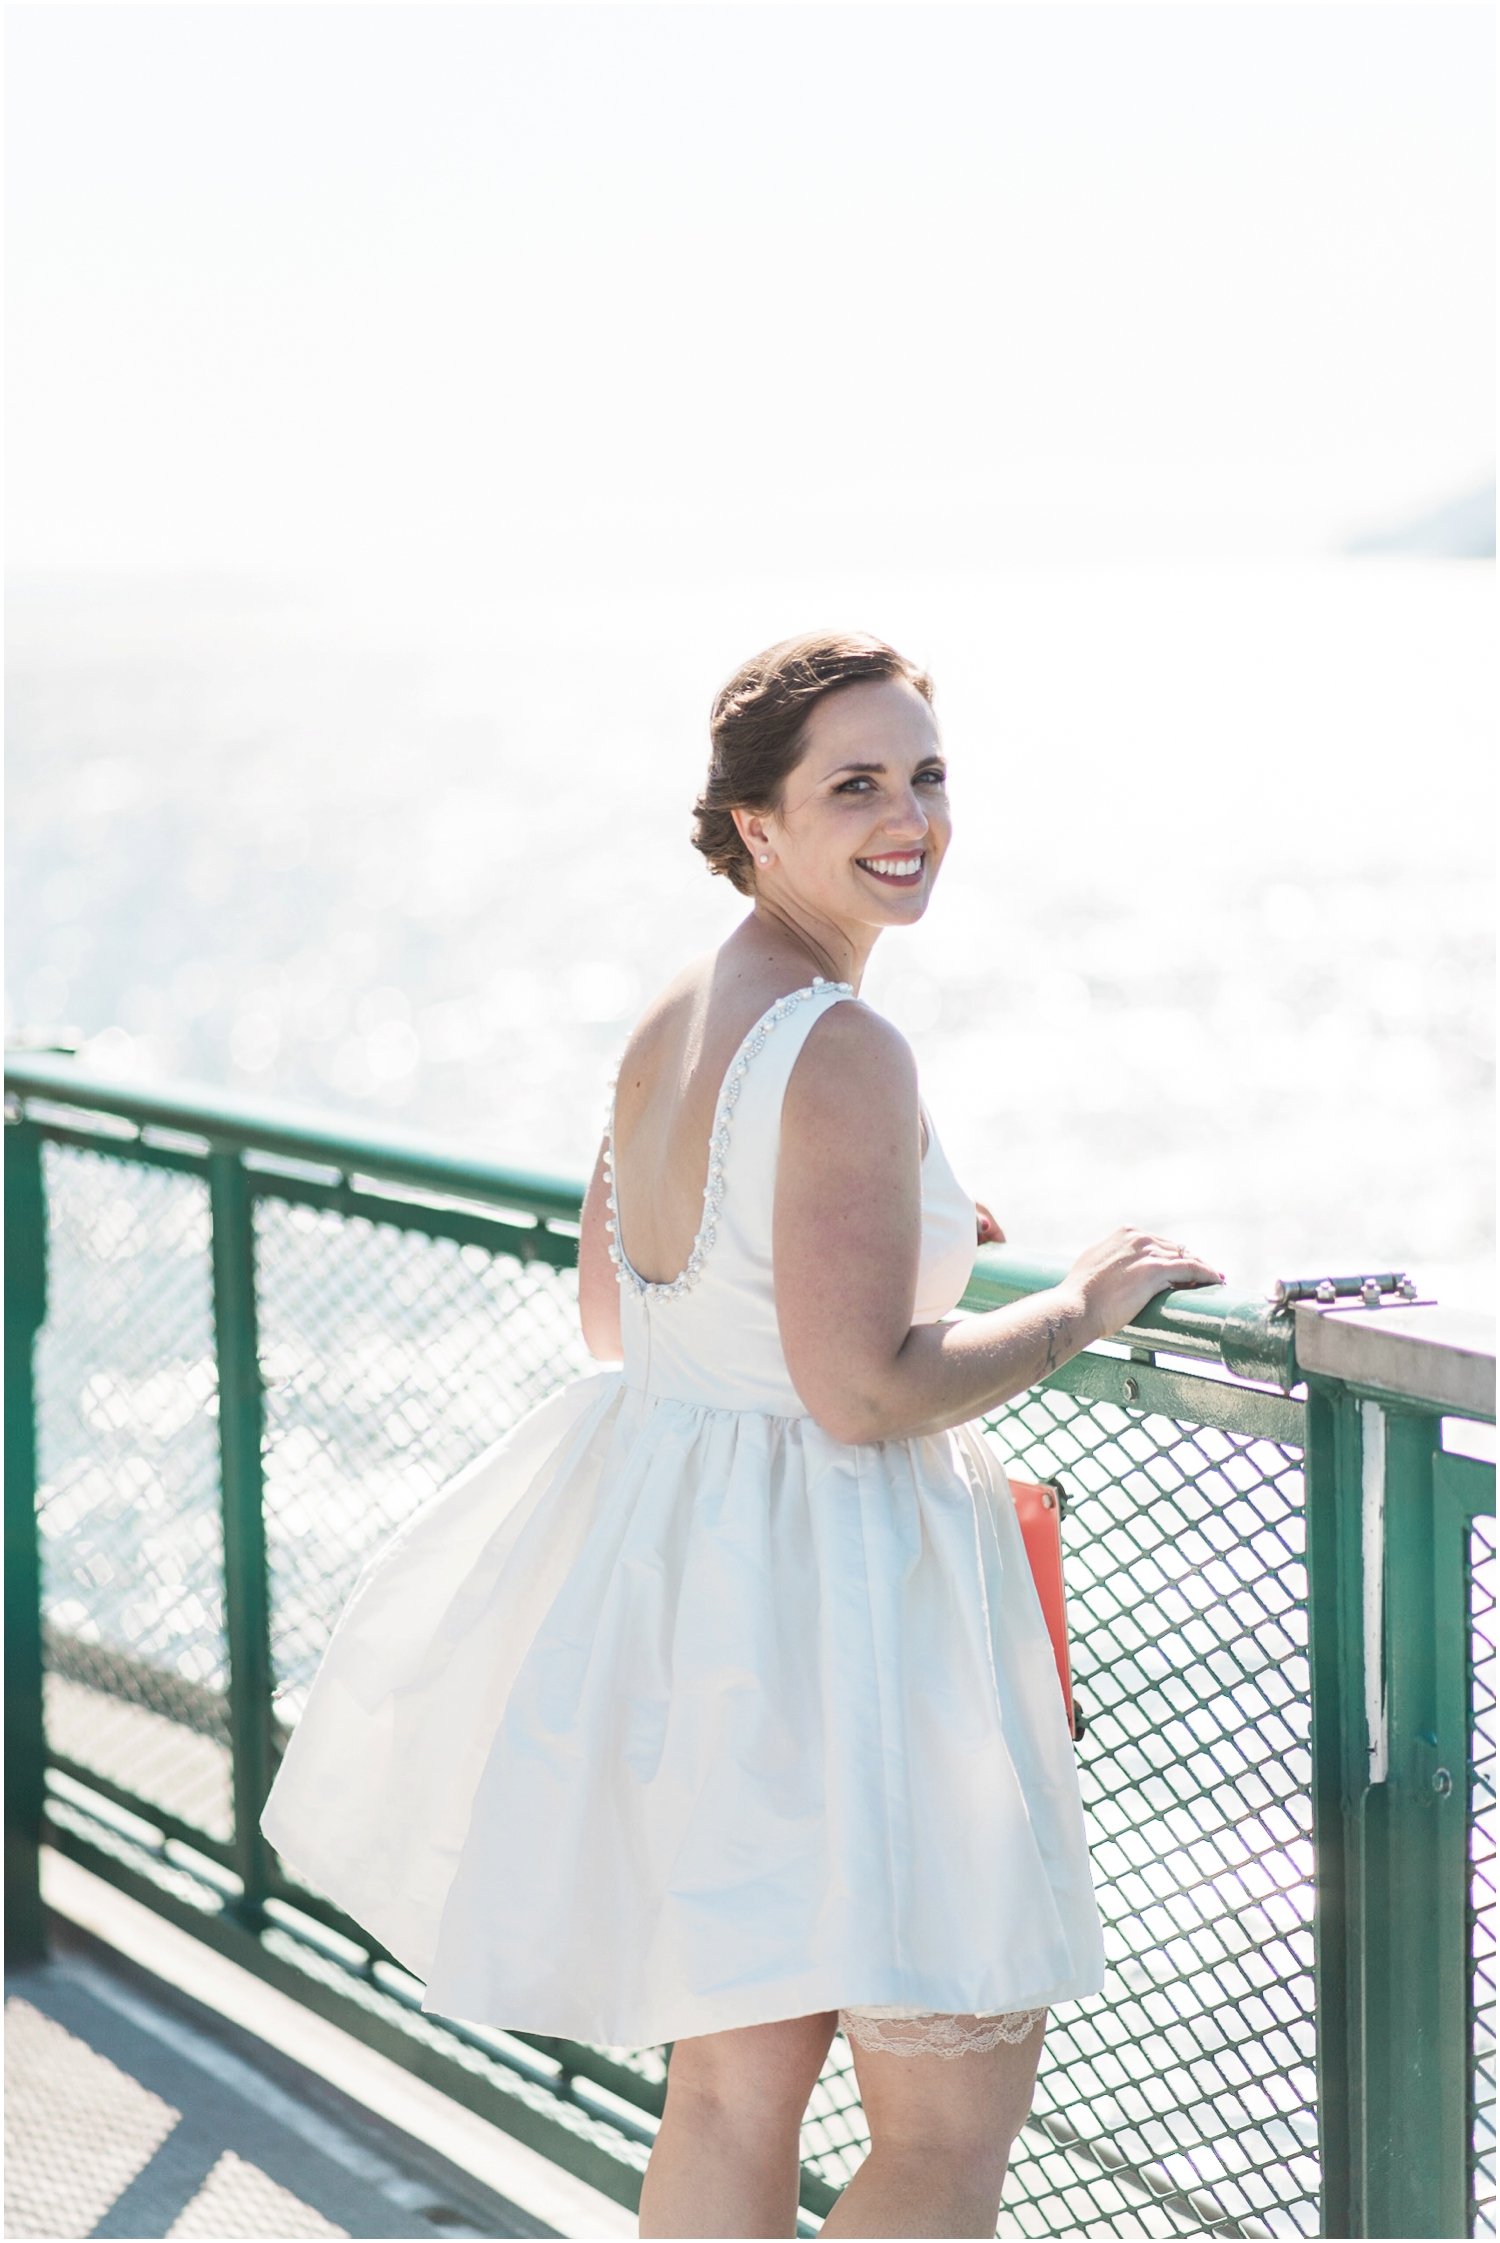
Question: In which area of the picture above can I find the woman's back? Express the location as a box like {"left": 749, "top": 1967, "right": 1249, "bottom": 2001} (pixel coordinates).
{"left": 609, "top": 959, "right": 802, "bottom": 1288}
{"left": 604, "top": 969, "right": 980, "bottom": 1418}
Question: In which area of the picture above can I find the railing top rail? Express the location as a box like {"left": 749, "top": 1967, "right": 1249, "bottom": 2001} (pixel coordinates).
{"left": 962, "top": 1246, "right": 1298, "bottom": 1387}
{"left": 14, "top": 1051, "right": 1488, "bottom": 1410}
{"left": 4, "top": 1052, "right": 584, "bottom": 1226}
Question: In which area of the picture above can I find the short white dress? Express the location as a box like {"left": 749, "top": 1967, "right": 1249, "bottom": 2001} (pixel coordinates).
{"left": 261, "top": 979, "right": 1105, "bottom": 2051}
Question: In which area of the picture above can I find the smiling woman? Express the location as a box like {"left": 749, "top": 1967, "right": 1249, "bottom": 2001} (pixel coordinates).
{"left": 690, "top": 633, "right": 943, "bottom": 896}
{"left": 263, "top": 630, "right": 1221, "bottom": 2240}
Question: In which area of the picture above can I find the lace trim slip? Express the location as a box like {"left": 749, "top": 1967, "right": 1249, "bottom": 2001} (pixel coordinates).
{"left": 606, "top": 978, "right": 854, "bottom": 1303}
{"left": 838, "top": 2006, "right": 1047, "bottom": 2058}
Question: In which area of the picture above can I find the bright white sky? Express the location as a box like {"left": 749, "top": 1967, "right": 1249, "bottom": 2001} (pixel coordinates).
{"left": 8, "top": 2, "right": 1494, "bottom": 576}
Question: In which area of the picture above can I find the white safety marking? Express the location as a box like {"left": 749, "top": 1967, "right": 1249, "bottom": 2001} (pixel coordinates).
{"left": 1361, "top": 1399, "right": 1388, "bottom": 1787}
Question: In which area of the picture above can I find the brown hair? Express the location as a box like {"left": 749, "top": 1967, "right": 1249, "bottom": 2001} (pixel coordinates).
{"left": 691, "top": 631, "right": 935, "bottom": 894}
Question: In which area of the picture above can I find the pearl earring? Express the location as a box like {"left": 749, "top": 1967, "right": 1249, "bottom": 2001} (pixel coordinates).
{"left": 758, "top": 854, "right": 770, "bottom": 865}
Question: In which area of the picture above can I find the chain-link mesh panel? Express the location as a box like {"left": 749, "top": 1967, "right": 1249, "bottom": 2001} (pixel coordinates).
{"left": 34, "top": 1146, "right": 228, "bottom": 1840}
{"left": 253, "top": 1197, "right": 591, "bottom": 1720}
{"left": 29, "top": 1133, "right": 1496, "bottom": 2237}
{"left": 994, "top": 1389, "right": 1312, "bottom": 2238}
{"left": 1471, "top": 1513, "right": 1496, "bottom": 2241}
{"left": 29, "top": 1147, "right": 1321, "bottom": 2230}
{"left": 792, "top": 1386, "right": 1315, "bottom": 2239}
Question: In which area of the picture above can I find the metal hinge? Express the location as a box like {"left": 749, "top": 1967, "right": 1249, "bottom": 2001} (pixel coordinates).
{"left": 1269, "top": 1271, "right": 1428, "bottom": 1312}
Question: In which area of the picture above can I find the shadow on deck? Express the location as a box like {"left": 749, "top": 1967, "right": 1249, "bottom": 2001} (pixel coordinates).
{"left": 6, "top": 1912, "right": 559, "bottom": 2240}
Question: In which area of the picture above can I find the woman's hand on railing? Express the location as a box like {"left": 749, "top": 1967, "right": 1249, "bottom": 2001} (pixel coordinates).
{"left": 1058, "top": 1228, "right": 1225, "bottom": 1346}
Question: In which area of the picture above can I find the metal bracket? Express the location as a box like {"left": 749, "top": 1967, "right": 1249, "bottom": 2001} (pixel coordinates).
{"left": 1271, "top": 1271, "right": 1424, "bottom": 1310}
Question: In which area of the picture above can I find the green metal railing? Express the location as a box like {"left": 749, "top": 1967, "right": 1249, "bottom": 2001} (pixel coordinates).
{"left": 5, "top": 1053, "right": 1493, "bottom": 2239}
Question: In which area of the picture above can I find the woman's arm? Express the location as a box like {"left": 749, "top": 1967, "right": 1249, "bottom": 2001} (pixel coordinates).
{"left": 775, "top": 1005, "right": 1221, "bottom": 1445}
{"left": 578, "top": 1135, "right": 624, "bottom": 1361}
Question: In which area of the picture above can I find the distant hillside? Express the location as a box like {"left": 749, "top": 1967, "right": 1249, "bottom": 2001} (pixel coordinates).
{"left": 1348, "top": 481, "right": 1495, "bottom": 558}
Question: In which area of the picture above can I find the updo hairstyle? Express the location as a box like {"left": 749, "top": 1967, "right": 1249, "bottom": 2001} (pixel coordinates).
{"left": 692, "top": 631, "right": 935, "bottom": 895}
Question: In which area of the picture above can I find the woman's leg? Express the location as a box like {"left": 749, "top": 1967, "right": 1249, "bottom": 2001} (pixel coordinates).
{"left": 638, "top": 2011, "right": 839, "bottom": 2239}
{"left": 819, "top": 2014, "right": 1046, "bottom": 2239}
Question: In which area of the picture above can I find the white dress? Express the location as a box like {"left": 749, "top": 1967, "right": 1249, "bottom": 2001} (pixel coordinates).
{"left": 261, "top": 980, "right": 1105, "bottom": 2050}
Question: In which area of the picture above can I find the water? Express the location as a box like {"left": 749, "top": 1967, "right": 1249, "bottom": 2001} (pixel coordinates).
{"left": 8, "top": 559, "right": 1493, "bottom": 1307}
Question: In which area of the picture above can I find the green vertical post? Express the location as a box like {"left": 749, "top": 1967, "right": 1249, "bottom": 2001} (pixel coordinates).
{"left": 209, "top": 1148, "right": 276, "bottom": 1926}
{"left": 1435, "top": 1447, "right": 1497, "bottom": 2239}
{"left": 1304, "top": 1377, "right": 1368, "bottom": 2235}
{"left": 5, "top": 1118, "right": 49, "bottom": 1963}
{"left": 1306, "top": 1381, "right": 1477, "bottom": 2237}
{"left": 1362, "top": 1407, "right": 1472, "bottom": 2238}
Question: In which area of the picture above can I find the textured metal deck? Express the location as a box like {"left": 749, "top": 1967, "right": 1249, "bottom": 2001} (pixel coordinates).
{"left": 5, "top": 1918, "right": 557, "bottom": 2240}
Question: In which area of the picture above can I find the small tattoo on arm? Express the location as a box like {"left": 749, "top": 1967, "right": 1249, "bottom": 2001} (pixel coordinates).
{"left": 1042, "top": 1314, "right": 1064, "bottom": 1376}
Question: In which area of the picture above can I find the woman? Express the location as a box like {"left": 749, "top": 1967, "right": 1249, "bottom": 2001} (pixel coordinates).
{"left": 263, "top": 631, "right": 1220, "bottom": 2239}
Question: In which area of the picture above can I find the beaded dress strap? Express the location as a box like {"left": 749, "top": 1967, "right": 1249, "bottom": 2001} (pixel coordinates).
{"left": 605, "top": 977, "right": 854, "bottom": 1303}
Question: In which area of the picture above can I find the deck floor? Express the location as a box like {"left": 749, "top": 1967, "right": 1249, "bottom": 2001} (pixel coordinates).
{"left": 5, "top": 1916, "right": 558, "bottom": 2241}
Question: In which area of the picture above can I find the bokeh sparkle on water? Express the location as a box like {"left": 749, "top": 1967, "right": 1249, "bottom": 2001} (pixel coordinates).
{"left": 7, "top": 560, "right": 1493, "bottom": 1308}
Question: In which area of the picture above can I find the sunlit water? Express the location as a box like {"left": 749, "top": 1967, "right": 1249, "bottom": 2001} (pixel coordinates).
{"left": 8, "top": 559, "right": 1493, "bottom": 1305}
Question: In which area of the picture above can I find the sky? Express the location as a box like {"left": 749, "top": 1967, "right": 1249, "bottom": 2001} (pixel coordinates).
{"left": 7, "top": 2, "right": 1494, "bottom": 580}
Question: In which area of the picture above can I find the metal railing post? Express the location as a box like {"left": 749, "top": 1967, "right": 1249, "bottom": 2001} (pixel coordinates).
{"left": 1446, "top": 1457, "right": 1497, "bottom": 2240}
{"left": 1364, "top": 1405, "right": 1471, "bottom": 2238}
{"left": 208, "top": 1147, "right": 276, "bottom": 1925}
{"left": 1307, "top": 1381, "right": 1478, "bottom": 2237}
{"left": 5, "top": 1117, "right": 49, "bottom": 1963}
{"left": 1304, "top": 1377, "right": 1368, "bottom": 2235}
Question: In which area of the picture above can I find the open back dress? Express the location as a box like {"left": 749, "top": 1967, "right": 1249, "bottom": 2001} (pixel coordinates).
{"left": 261, "top": 978, "right": 1105, "bottom": 2049}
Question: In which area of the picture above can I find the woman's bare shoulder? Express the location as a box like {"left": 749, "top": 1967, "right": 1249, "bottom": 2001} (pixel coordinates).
{"left": 803, "top": 996, "right": 915, "bottom": 1070}
{"left": 785, "top": 999, "right": 917, "bottom": 1127}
